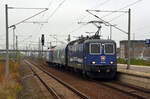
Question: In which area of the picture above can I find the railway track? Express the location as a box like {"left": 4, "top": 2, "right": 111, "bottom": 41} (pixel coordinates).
{"left": 26, "top": 61, "right": 61, "bottom": 99}
{"left": 29, "top": 59, "right": 150, "bottom": 99}
{"left": 44, "top": 61, "right": 150, "bottom": 99}
{"left": 98, "top": 81, "right": 150, "bottom": 99}
{"left": 25, "top": 60, "right": 89, "bottom": 99}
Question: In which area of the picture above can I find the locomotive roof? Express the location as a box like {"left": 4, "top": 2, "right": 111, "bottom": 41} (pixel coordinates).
{"left": 68, "top": 34, "right": 116, "bottom": 46}
{"left": 84, "top": 39, "right": 116, "bottom": 43}
{"left": 68, "top": 38, "right": 116, "bottom": 46}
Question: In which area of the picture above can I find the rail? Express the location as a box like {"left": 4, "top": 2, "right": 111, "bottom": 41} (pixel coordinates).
{"left": 26, "top": 60, "right": 61, "bottom": 99}
{"left": 26, "top": 60, "right": 90, "bottom": 99}
{"left": 99, "top": 81, "right": 150, "bottom": 99}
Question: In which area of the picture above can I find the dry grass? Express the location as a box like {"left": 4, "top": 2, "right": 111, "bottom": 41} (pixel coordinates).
{"left": 0, "top": 60, "right": 19, "bottom": 82}
{"left": 0, "top": 81, "right": 22, "bottom": 99}
{"left": 0, "top": 60, "right": 22, "bottom": 99}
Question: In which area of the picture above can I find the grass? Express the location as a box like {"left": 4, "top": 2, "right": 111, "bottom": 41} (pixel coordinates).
{"left": 0, "top": 53, "right": 20, "bottom": 60}
{"left": 0, "top": 54, "right": 5, "bottom": 60}
{"left": 0, "top": 80, "right": 22, "bottom": 99}
{"left": 118, "top": 58, "right": 150, "bottom": 66}
{"left": 0, "top": 59, "right": 22, "bottom": 99}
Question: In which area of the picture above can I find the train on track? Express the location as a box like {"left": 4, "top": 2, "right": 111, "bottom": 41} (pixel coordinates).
{"left": 46, "top": 35, "right": 117, "bottom": 79}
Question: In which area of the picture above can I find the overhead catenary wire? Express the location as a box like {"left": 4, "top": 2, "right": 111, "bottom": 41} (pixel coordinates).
{"left": 21, "top": 35, "right": 33, "bottom": 42}
{"left": 79, "top": 0, "right": 112, "bottom": 22}
{"left": 86, "top": 0, "right": 142, "bottom": 28}
{"left": 46, "top": 0, "right": 67, "bottom": 21}
{"left": 47, "top": 0, "right": 53, "bottom": 9}
{"left": 100, "top": 0, "right": 142, "bottom": 18}
{"left": 35, "top": 0, "right": 67, "bottom": 45}
{"left": 108, "top": 13, "right": 126, "bottom": 22}
{"left": 67, "top": 0, "right": 142, "bottom": 35}
{"left": 88, "top": 10, "right": 128, "bottom": 13}
{"left": 8, "top": 7, "right": 48, "bottom": 10}
{"left": 67, "top": 0, "right": 112, "bottom": 35}
{"left": 32, "top": 0, "right": 53, "bottom": 30}
{"left": 40, "top": 0, "right": 54, "bottom": 20}
{"left": 69, "top": 25, "right": 86, "bottom": 33}
{"left": 41, "top": 0, "right": 53, "bottom": 18}
{"left": 86, "top": 10, "right": 128, "bottom": 34}
{"left": 88, "top": 10, "right": 127, "bottom": 23}
{"left": 12, "top": 1, "right": 52, "bottom": 45}
{"left": 31, "top": 0, "right": 66, "bottom": 42}
{"left": 0, "top": 0, "right": 4, "bottom": 6}
{"left": 78, "top": 0, "right": 142, "bottom": 35}
{"left": 45, "top": 0, "right": 111, "bottom": 37}
{"left": 9, "top": 8, "right": 48, "bottom": 28}
{"left": 93, "top": 0, "right": 112, "bottom": 9}
{"left": 8, "top": 7, "right": 48, "bottom": 47}
{"left": 25, "top": 0, "right": 54, "bottom": 43}
{"left": 29, "top": 23, "right": 44, "bottom": 44}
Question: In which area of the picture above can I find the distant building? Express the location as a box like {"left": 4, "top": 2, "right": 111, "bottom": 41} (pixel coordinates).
{"left": 120, "top": 40, "right": 150, "bottom": 60}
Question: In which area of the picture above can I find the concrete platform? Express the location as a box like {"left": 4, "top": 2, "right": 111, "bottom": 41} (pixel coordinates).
{"left": 118, "top": 64, "right": 150, "bottom": 73}
{"left": 117, "top": 64, "right": 150, "bottom": 90}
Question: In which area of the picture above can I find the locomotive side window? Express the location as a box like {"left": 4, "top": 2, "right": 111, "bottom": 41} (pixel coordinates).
{"left": 90, "top": 43, "right": 101, "bottom": 54}
{"left": 104, "top": 43, "right": 114, "bottom": 54}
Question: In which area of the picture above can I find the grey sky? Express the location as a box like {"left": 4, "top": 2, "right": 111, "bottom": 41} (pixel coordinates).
{"left": 0, "top": 0, "right": 149, "bottom": 49}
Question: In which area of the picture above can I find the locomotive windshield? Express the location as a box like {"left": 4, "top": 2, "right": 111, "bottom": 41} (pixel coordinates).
{"left": 90, "top": 43, "right": 101, "bottom": 54}
{"left": 104, "top": 43, "right": 114, "bottom": 54}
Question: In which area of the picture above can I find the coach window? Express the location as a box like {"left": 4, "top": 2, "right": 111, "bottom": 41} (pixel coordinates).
{"left": 90, "top": 43, "right": 101, "bottom": 54}
{"left": 104, "top": 43, "right": 114, "bottom": 54}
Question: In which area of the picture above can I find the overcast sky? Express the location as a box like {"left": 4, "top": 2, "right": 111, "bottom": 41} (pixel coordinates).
{"left": 0, "top": 0, "right": 149, "bottom": 49}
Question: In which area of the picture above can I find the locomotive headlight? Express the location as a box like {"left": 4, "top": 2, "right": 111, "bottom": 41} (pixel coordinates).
{"left": 92, "top": 61, "right": 96, "bottom": 64}
{"left": 106, "top": 69, "right": 110, "bottom": 72}
{"left": 110, "top": 61, "right": 114, "bottom": 64}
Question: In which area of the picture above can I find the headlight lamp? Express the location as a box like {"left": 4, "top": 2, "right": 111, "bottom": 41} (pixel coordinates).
{"left": 92, "top": 61, "right": 96, "bottom": 64}
{"left": 110, "top": 61, "right": 114, "bottom": 64}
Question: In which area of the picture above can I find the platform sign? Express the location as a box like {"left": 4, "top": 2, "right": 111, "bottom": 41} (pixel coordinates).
{"left": 145, "top": 39, "right": 150, "bottom": 44}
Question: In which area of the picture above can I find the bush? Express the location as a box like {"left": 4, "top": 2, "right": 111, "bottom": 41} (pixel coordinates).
{"left": 130, "top": 59, "right": 150, "bottom": 66}
{"left": 117, "top": 58, "right": 150, "bottom": 66}
{"left": 117, "top": 58, "right": 127, "bottom": 64}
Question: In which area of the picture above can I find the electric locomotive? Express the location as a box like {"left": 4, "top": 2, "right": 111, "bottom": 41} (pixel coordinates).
{"left": 46, "top": 35, "right": 117, "bottom": 79}
{"left": 66, "top": 35, "right": 117, "bottom": 78}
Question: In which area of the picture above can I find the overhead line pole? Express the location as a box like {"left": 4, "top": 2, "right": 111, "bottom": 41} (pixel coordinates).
{"left": 5, "top": 4, "right": 9, "bottom": 82}
{"left": 16, "top": 35, "right": 18, "bottom": 61}
{"left": 127, "top": 9, "right": 131, "bottom": 69}
{"left": 4, "top": 5, "right": 48, "bottom": 82}
{"left": 39, "top": 38, "right": 41, "bottom": 58}
{"left": 12, "top": 25, "right": 16, "bottom": 50}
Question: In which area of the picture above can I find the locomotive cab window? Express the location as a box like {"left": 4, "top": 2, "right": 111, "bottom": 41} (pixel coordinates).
{"left": 90, "top": 43, "right": 101, "bottom": 54}
{"left": 104, "top": 43, "right": 114, "bottom": 54}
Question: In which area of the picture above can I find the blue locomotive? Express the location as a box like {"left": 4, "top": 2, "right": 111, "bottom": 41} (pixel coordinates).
{"left": 46, "top": 35, "right": 117, "bottom": 79}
